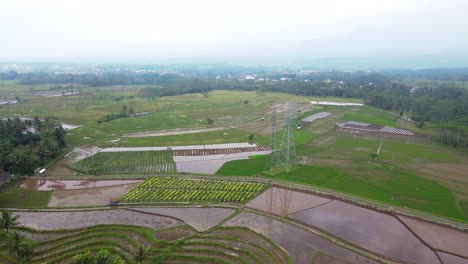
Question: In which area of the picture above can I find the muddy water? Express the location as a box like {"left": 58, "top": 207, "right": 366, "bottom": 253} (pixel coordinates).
{"left": 132, "top": 207, "right": 235, "bottom": 232}
{"left": 437, "top": 252, "right": 468, "bottom": 264}
{"left": 289, "top": 201, "right": 439, "bottom": 263}
{"left": 13, "top": 209, "right": 183, "bottom": 230}
{"left": 398, "top": 215, "right": 468, "bottom": 258}
{"left": 21, "top": 179, "right": 143, "bottom": 191}
{"left": 224, "top": 212, "right": 377, "bottom": 264}
{"left": 246, "top": 187, "right": 331, "bottom": 216}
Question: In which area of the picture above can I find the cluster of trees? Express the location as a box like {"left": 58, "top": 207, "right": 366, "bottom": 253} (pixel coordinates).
{"left": 0, "top": 117, "right": 67, "bottom": 175}
{"left": 0, "top": 211, "right": 34, "bottom": 263}
{"left": 363, "top": 85, "right": 468, "bottom": 150}
{"left": 139, "top": 79, "right": 213, "bottom": 98}
{"left": 72, "top": 245, "right": 149, "bottom": 264}
{"left": 98, "top": 105, "right": 135, "bottom": 123}
{"left": 72, "top": 249, "right": 126, "bottom": 264}
{"left": 12, "top": 72, "right": 184, "bottom": 86}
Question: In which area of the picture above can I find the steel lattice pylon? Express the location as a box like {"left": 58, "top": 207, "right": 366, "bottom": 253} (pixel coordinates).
{"left": 277, "top": 111, "right": 296, "bottom": 171}
{"left": 266, "top": 103, "right": 297, "bottom": 172}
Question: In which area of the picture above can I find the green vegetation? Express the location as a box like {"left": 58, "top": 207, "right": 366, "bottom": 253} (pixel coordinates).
{"left": 0, "top": 211, "right": 20, "bottom": 232}
{"left": 341, "top": 106, "right": 396, "bottom": 127}
{"left": 0, "top": 211, "right": 35, "bottom": 263}
{"left": 112, "top": 129, "right": 268, "bottom": 148}
{"left": 218, "top": 104, "right": 468, "bottom": 221}
{"left": 70, "top": 151, "right": 175, "bottom": 174}
{"left": 9, "top": 224, "right": 288, "bottom": 264}
{"left": 0, "top": 185, "right": 50, "bottom": 208}
{"left": 0, "top": 79, "right": 466, "bottom": 222}
{"left": 263, "top": 164, "right": 464, "bottom": 220}
{"left": 72, "top": 249, "right": 125, "bottom": 264}
{"left": 120, "top": 177, "right": 267, "bottom": 204}
{"left": 0, "top": 117, "right": 67, "bottom": 175}
{"left": 97, "top": 104, "right": 135, "bottom": 123}
{"left": 217, "top": 156, "right": 268, "bottom": 176}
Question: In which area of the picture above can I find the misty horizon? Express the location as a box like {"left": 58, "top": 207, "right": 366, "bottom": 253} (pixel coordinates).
{"left": 1, "top": 0, "right": 468, "bottom": 69}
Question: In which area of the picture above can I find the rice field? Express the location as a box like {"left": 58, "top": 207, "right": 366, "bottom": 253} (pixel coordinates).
{"left": 70, "top": 151, "right": 175, "bottom": 174}
{"left": 120, "top": 177, "right": 268, "bottom": 203}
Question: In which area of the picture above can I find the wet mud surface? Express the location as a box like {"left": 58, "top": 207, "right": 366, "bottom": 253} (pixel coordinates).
{"left": 224, "top": 212, "right": 377, "bottom": 264}
{"left": 14, "top": 209, "right": 183, "bottom": 230}
{"left": 289, "top": 200, "right": 439, "bottom": 263}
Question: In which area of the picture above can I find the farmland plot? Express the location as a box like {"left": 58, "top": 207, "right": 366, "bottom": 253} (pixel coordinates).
{"left": 71, "top": 151, "right": 175, "bottom": 174}
{"left": 120, "top": 177, "right": 268, "bottom": 203}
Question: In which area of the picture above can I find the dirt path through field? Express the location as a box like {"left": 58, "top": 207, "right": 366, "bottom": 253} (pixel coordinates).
{"left": 123, "top": 127, "right": 226, "bottom": 137}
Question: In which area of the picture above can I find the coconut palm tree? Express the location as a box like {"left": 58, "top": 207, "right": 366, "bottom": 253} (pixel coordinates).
{"left": 0, "top": 211, "right": 20, "bottom": 233}
{"left": 0, "top": 231, "right": 34, "bottom": 261}
{"left": 132, "top": 243, "right": 149, "bottom": 264}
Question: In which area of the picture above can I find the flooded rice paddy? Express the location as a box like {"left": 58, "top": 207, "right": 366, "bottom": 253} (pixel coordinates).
{"left": 224, "top": 212, "right": 377, "bottom": 264}
{"left": 13, "top": 209, "right": 183, "bottom": 230}
{"left": 247, "top": 187, "right": 468, "bottom": 263}
{"left": 21, "top": 179, "right": 143, "bottom": 191}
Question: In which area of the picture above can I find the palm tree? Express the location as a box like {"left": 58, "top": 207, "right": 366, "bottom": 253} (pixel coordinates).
{"left": 0, "top": 231, "right": 34, "bottom": 260}
{"left": 132, "top": 243, "right": 149, "bottom": 264}
{"left": 0, "top": 211, "right": 20, "bottom": 233}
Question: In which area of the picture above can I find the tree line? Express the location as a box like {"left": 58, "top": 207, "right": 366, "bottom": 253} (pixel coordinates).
{"left": 2, "top": 69, "right": 467, "bottom": 151}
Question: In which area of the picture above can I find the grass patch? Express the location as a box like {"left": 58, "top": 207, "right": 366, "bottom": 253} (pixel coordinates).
{"left": 341, "top": 106, "right": 396, "bottom": 127}
{"left": 111, "top": 129, "right": 268, "bottom": 148}
{"left": 0, "top": 184, "right": 50, "bottom": 208}
{"left": 217, "top": 156, "right": 268, "bottom": 176}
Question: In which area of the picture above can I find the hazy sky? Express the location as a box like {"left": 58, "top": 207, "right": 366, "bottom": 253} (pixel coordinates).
{"left": 1, "top": 0, "right": 468, "bottom": 63}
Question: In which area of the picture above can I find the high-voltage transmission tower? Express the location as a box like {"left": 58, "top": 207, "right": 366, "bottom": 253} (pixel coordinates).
{"left": 267, "top": 103, "right": 297, "bottom": 172}
{"left": 278, "top": 111, "right": 296, "bottom": 172}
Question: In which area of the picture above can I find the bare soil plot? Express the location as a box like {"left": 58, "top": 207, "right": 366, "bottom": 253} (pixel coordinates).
{"left": 101, "top": 142, "right": 256, "bottom": 152}
{"left": 46, "top": 145, "right": 103, "bottom": 176}
{"left": 246, "top": 187, "right": 331, "bottom": 216}
{"left": 21, "top": 179, "right": 142, "bottom": 191}
{"left": 131, "top": 207, "right": 235, "bottom": 231}
{"left": 13, "top": 209, "right": 183, "bottom": 230}
{"left": 153, "top": 225, "right": 197, "bottom": 241}
{"left": 48, "top": 183, "right": 140, "bottom": 207}
{"left": 29, "top": 90, "right": 79, "bottom": 97}
{"left": 302, "top": 112, "right": 331, "bottom": 123}
{"left": 124, "top": 127, "right": 226, "bottom": 137}
{"left": 64, "top": 145, "right": 103, "bottom": 162}
{"left": 289, "top": 200, "right": 439, "bottom": 263}
{"left": 173, "top": 146, "right": 271, "bottom": 156}
{"left": 335, "top": 121, "right": 423, "bottom": 139}
{"left": 174, "top": 150, "right": 271, "bottom": 174}
{"left": 437, "top": 252, "right": 468, "bottom": 264}
{"left": 398, "top": 215, "right": 468, "bottom": 258}
{"left": 310, "top": 101, "right": 363, "bottom": 106}
{"left": 224, "top": 212, "right": 377, "bottom": 264}
{"left": 296, "top": 156, "right": 354, "bottom": 167}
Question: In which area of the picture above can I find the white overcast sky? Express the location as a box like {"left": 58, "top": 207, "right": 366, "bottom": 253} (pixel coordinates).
{"left": 1, "top": 0, "right": 468, "bottom": 61}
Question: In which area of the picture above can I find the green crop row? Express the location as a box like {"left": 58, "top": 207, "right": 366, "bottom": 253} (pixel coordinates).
{"left": 139, "top": 177, "right": 265, "bottom": 192}
{"left": 72, "top": 151, "right": 176, "bottom": 174}
{"left": 120, "top": 177, "right": 267, "bottom": 204}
